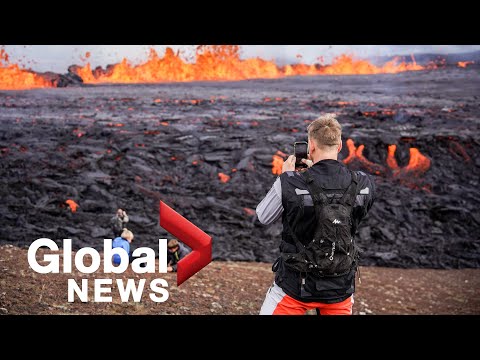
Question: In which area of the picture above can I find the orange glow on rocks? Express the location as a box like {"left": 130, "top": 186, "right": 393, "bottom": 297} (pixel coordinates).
{"left": 344, "top": 139, "right": 431, "bottom": 180}
{"left": 403, "top": 148, "right": 431, "bottom": 175}
{"left": 272, "top": 155, "right": 284, "bottom": 175}
{"left": 243, "top": 207, "right": 256, "bottom": 216}
{"left": 218, "top": 172, "right": 231, "bottom": 183}
{"left": 342, "top": 139, "right": 384, "bottom": 174}
{"left": 65, "top": 199, "right": 79, "bottom": 213}
{"left": 387, "top": 145, "right": 400, "bottom": 171}
{"left": 457, "top": 61, "right": 474, "bottom": 68}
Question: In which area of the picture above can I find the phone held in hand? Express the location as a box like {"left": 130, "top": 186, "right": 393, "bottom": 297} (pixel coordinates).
{"left": 294, "top": 141, "right": 308, "bottom": 169}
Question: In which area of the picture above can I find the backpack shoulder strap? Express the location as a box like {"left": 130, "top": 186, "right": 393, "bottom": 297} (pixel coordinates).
{"left": 339, "top": 170, "right": 358, "bottom": 208}
{"left": 301, "top": 170, "right": 328, "bottom": 205}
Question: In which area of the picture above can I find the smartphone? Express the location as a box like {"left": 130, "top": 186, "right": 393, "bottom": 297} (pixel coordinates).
{"left": 294, "top": 141, "right": 308, "bottom": 168}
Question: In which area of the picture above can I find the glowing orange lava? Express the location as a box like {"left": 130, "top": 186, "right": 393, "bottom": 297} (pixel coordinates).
{"left": 403, "top": 148, "right": 431, "bottom": 175}
{"left": 243, "top": 207, "right": 256, "bottom": 216}
{"left": 65, "top": 199, "right": 79, "bottom": 213}
{"left": 344, "top": 139, "right": 431, "bottom": 178}
{"left": 0, "top": 48, "right": 52, "bottom": 90}
{"left": 1, "top": 46, "right": 434, "bottom": 90}
{"left": 271, "top": 154, "right": 285, "bottom": 175}
{"left": 457, "top": 61, "right": 474, "bottom": 68}
{"left": 362, "top": 110, "right": 396, "bottom": 117}
{"left": 387, "top": 145, "right": 400, "bottom": 171}
{"left": 1, "top": 46, "right": 437, "bottom": 90}
{"left": 342, "top": 139, "right": 384, "bottom": 174}
{"left": 218, "top": 172, "right": 231, "bottom": 183}
{"left": 74, "top": 48, "right": 429, "bottom": 85}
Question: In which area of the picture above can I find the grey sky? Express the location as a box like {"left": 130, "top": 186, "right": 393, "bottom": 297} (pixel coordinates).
{"left": 3, "top": 45, "right": 479, "bottom": 73}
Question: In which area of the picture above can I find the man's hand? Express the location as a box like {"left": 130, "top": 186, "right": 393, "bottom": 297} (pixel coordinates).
{"left": 301, "top": 158, "right": 313, "bottom": 168}
{"left": 167, "top": 266, "right": 174, "bottom": 272}
{"left": 282, "top": 155, "right": 296, "bottom": 173}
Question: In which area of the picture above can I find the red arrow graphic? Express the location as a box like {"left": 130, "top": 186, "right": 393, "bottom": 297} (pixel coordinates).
{"left": 159, "top": 201, "right": 212, "bottom": 286}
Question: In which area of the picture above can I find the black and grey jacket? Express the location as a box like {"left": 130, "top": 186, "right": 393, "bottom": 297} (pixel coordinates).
{"left": 167, "top": 243, "right": 191, "bottom": 272}
{"left": 257, "top": 159, "right": 375, "bottom": 303}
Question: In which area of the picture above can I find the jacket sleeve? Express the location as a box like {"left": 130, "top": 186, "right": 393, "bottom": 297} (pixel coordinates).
{"left": 256, "top": 177, "right": 283, "bottom": 225}
{"left": 351, "top": 171, "right": 376, "bottom": 233}
{"left": 179, "top": 245, "right": 191, "bottom": 260}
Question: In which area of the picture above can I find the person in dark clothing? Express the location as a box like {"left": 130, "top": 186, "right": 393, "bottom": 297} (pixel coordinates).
{"left": 257, "top": 113, "right": 376, "bottom": 315}
{"left": 111, "top": 208, "right": 129, "bottom": 237}
{"left": 167, "top": 239, "right": 191, "bottom": 273}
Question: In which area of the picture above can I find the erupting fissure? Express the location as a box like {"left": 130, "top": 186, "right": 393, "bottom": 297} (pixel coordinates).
{"left": 343, "top": 139, "right": 431, "bottom": 181}
{"left": 1, "top": 46, "right": 438, "bottom": 90}
{"left": 0, "top": 48, "right": 52, "bottom": 90}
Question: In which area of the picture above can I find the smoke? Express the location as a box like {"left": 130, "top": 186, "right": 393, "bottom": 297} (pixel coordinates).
{"left": 3, "top": 45, "right": 480, "bottom": 73}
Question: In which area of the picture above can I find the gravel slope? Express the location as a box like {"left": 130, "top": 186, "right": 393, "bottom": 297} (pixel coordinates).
{"left": 1, "top": 245, "right": 478, "bottom": 315}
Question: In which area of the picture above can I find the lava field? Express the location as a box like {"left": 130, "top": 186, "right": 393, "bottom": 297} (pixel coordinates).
{"left": 1, "top": 67, "right": 479, "bottom": 268}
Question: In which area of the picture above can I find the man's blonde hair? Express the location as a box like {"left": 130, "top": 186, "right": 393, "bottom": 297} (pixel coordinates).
{"left": 121, "top": 228, "right": 134, "bottom": 241}
{"left": 307, "top": 113, "right": 342, "bottom": 148}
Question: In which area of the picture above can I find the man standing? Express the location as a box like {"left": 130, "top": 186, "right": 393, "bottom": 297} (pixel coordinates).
{"left": 257, "top": 114, "right": 376, "bottom": 315}
{"left": 111, "top": 208, "right": 129, "bottom": 237}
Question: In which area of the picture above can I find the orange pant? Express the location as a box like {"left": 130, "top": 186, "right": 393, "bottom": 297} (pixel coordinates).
{"left": 260, "top": 282, "right": 353, "bottom": 315}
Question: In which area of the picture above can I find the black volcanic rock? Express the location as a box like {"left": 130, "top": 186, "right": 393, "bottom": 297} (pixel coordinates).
{"left": 38, "top": 70, "right": 83, "bottom": 87}
{"left": 0, "top": 69, "right": 479, "bottom": 269}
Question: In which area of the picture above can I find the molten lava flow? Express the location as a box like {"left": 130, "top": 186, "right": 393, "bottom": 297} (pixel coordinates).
{"left": 386, "top": 145, "right": 431, "bottom": 177}
{"left": 386, "top": 145, "right": 400, "bottom": 171}
{"left": 65, "top": 199, "right": 79, "bottom": 213}
{"left": 403, "top": 148, "right": 431, "bottom": 175}
{"left": 342, "top": 139, "right": 384, "bottom": 174}
{"left": 343, "top": 139, "right": 431, "bottom": 189}
{"left": 0, "top": 48, "right": 52, "bottom": 90}
{"left": 362, "top": 110, "right": 396, "bottom": 117}
{"left": 320, "top": 55, "right": 424, "bottom": 75}
{"left": 458, "top": 61, "right": 474, "bottom": 68}
{"left": 342, "top": 139, "right": 357, "bottom": 164}
{"left": 272, "top": 155, "right": 284, "bottom": 175}
{"left": 218, "top": 172, "right": 231, "bottom": 183}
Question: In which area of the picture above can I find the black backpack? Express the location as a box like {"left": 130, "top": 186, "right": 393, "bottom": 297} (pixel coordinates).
{"left": 281, "top": 170, "right": 360, "bottom": 277}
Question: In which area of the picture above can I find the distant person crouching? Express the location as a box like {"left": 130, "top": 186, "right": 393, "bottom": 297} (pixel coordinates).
{"left": 112, "top": 228, "right": 134, "bottom": 265}
{"left": 167, "top": 239, "right": 191, "bottom": 273}
{"left": 111, "top": 208, "right": 129, "bottom": 237}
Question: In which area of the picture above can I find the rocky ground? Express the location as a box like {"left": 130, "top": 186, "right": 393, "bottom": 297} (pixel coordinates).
{"left": 1, "top": 245, "right": 478, "bottom": 315}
